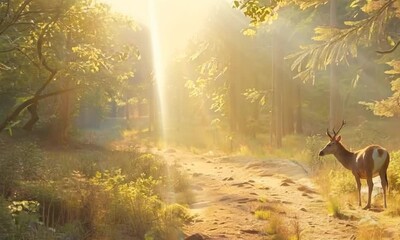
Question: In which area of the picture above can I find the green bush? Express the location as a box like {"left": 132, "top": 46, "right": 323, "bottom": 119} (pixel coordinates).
{"left": 329, "top": 170, "right": 356, "bottom": 194}
{"left": 0, "top": 143, "right": 191, "bottom": 240}
{"left": 388, "top": 151, "right": 400, "bottom": 192}
{"left": 90, "top": 169, "right": 191, "bottom": 240}
{"left": 305, "top": 135, "right": 325, "bottom": 172}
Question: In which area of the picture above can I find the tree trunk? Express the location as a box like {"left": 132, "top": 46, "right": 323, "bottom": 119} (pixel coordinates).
{"left": 329, "top": 0, "right": 342, "bottom": 129}
{"left": 53, "top": 32, "right": 72, "bottom": 143}
{"left": 271, "top": 32, "right": 283, "bottom": 148}
{"left": 0, "top": 88, "right": 76, "bottom": 134}
{"left": 295, "top": 82, "right": 303, "bottom": 134}
{"left": 55, "top": 90, "right": 71, "bottom": 143}
{"left": 22, "top": 102, "right": 39, "bottom": 131}
{"left": 282, "top": 70, "right": 294, "bottom": 136}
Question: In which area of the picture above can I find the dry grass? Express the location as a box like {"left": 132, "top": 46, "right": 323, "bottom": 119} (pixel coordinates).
{"left": 264, "top": 213, "right": 302, "bottom": 240}
{"left": 255, "top": 210, "right": 271, "bottom": 220}
{"left": 255, "top": 201, "right": 302, "bottom": 240}
{"left": 386, "top": 193, "right": 400, "bottom": 217}
{"left": 356, "top": 225, "right": 384, "bottom": 240}
{"left": 327, "top": 197, "right": 342, "bottom": 218}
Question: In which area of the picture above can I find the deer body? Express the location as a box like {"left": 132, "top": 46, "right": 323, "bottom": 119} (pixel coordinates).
{"left": 319, "top": 121, "right": 390, "bottom": 209}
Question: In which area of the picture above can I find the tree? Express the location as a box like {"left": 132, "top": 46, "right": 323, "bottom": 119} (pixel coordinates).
{"left": 236, "top": 0, "right": 400, "bottom": 122}
{"left": 0, "top": 0, "right": 139, "bottom": 141}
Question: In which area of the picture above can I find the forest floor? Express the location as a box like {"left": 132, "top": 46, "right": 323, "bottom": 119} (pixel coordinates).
{"left": 146, "top": 148, "right": 400, "bottom": 240}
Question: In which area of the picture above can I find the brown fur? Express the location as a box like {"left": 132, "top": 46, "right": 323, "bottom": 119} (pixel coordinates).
{"left": 319, "top": 138, "right": 390, "bottom": 209}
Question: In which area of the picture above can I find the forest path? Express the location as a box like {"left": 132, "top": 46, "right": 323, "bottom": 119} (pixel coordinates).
{"left": 150, "top": 148, "right": 397, "bottom": 240}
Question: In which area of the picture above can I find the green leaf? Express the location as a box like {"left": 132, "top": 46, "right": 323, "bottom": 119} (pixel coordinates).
{"left": 242, "top": 28, "right": 257, "bottom": 36}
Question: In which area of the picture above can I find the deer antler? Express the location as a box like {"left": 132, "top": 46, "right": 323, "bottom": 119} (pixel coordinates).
{"left": 332, "top": 120, "right": 346, "bottom": 138}
{"left": 326, "top": 128, "right": 333, "bottom": 139}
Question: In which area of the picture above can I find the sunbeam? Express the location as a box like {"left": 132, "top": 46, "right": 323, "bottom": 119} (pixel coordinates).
{"left": 148, "top": 0, "right": 168, "bottom": 137}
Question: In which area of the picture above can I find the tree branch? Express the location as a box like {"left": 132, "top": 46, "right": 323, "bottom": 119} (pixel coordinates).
{"left": 0, "top": 0, "right": 11, "bottom": 27}
{"left": 376, "top": 40, "right": 400, "bottom": 54}
{"left": 16, "top": 47, "right": 41, "bottom": 69}
{"left": 0, "top": 0, "right": 33, "bottom": 36}
{"left": 34, "top": 70, "right": 58, "bottom": 97}
{"left": 0, "top": 87, "right": 79, "bottom": 133}
{"left": 0, "top": 47, "right": 16, "bottom": 53}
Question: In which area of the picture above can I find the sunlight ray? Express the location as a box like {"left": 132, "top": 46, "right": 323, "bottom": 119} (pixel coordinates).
{"left": 149, "top": 0, "right": 168, "bottom": 137}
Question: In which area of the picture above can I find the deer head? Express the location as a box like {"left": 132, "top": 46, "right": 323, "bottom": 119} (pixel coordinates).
{"left": 319, "top": 120, "right": 346, "bottom": 156}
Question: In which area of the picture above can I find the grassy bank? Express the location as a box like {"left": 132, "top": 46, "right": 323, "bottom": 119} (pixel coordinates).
{"left": 0, "top": 137, "right": 193, "bottom": 240}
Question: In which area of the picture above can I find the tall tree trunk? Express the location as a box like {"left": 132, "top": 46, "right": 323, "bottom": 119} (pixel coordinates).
{"left": 271, "top": 33, "right": 283, "bottom": 147}
{"left": 329, "top": 0, "right": 342, "bottom": 129}
{"left": 54, "top": 32, "right": 72, "bottom": 144}
{"left": 282, "top": 70, "right": 294, "bottom": 135}
{"left": 294, "top": 82, "right": 303, "bottom": 134}
{"left": 229, "top": 56, "right": 238, "bottom": 133}
{"left": 57, "top": 91, "right": 71, "bottom": 143}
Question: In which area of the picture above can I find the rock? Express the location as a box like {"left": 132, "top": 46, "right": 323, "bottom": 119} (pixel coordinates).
{"left": 298, "top": 185, "right": 317, "bottom": 194}
{"left": 282, "top": 178, "right": 295, "bottom": 184}
{"left": 240, "top": 229, "right": 260, "bottom": 234}
{"left": 223, "top": 177, "right": 234, "bottom": 181}
{"left": 185, "top": 233, "right": 210, "bottom": 240}
{"left": 300, "top": 207, "right": 307, "bottom": 212}
{"left": 281, "top": 182, "right": 290, "bottom": 186}
{"left": 193, "top": 173, "right": 202, "bottom": 177}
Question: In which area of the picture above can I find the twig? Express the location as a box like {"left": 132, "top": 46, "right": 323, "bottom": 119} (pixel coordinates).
{"left": 376, "top": 40, "right": 400, "bottom": 54}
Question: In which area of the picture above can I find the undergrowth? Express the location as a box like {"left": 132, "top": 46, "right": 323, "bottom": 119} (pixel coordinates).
{"left": 0, "top": 139, "right": 193, "bottom": 239}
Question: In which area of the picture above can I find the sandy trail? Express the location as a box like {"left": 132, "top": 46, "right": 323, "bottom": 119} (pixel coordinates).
{"left": 154, "top": 149, "right": 372, "bottom": 240}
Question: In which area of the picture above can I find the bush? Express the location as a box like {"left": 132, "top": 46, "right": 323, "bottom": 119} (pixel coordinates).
{"left": 388, "top": 151, "right": 400, "bottom": 192}
{"left": 328, "top": 170, "right": 356, "bottom": 194}
{"left": 0, "top": 142, "right": 192, "bottom": 240}
{"left": 305, "top": 135, "right": 325, "bottom": 173}
{"left": 90, "top": 169, "right": 191, "bottom": 239}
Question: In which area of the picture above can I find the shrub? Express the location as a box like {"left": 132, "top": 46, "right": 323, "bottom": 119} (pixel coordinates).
{"left": 388, "top": 151, "right": 400, "bottom": 192}
{"left": 327, "top": 197, "right": 342, "bottom": 218}
{"left": 305, "top": 135, "right": 324, "bottom": 173}
{"left": 90, "top": 169, "right": 191, "bottom": 240}
{"left": 255, "top": 210, "right": 271, "bottom": 220}
{"left": 265, "top": 213, "right": 301, "bottom": 240}
{"left": 328, "top": 170, "right": 356, "bottom": 194}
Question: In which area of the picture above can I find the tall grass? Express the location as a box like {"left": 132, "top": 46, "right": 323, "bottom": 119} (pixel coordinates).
{"left": 0, "top": 139, "right": 193, "bottom": 239}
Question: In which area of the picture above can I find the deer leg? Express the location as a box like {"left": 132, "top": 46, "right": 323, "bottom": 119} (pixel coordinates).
{"left": 354, "top": 175, "right": 362, "bottom": 207}
{"left": 363, "top": 176, "right": 373, "bottom": 210}
{"left": 379, "top": 171, "right": 388, "bottom": 208}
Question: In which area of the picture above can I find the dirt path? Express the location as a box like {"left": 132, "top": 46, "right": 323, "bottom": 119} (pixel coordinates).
{"left": 153, "top": 149, "right": 400, "bottom": 240}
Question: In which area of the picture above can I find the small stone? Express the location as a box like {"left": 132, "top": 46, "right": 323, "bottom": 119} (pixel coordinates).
{"left": 185, "top": 233, "right": 209, "bottom": 240}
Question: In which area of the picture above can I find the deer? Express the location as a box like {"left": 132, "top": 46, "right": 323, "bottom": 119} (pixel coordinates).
{"left": 318, "top": 120, "right": 390, "bottom": 210}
